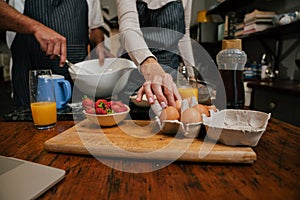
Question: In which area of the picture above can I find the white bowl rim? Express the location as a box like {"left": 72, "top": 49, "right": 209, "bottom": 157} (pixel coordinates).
{"left": 70, "top": 58, "right": 136, "bottom": 75}
{"left": 83, "top": 104, "right": 130, "bottom": 116}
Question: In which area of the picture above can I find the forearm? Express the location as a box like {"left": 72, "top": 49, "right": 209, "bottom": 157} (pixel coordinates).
{"left": 0, "top": 1, "right": 67, "bottom": 66}
{"left": 116, "top": 0, "right": 154, "bottom": 66}
{"left": 89, "top": 27, "right": 104, "bottom": 46}
{"left": 0, "top": 1, "right": 43, "bottom": 35}
{"left": 140, "top": 57, "right": 164, "bottom": 78}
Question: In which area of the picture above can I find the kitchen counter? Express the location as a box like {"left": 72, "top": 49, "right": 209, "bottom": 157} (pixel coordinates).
{"left": 1, "top": 105, "right": 84, "bottom": 121}
{"left": 246, "top": 79, "right": 300, "bottom": 96}
{"left": 246, "top": 79, "right": 300, "bottom": 126}
{"left": 1, "top": 101, "right": 150, "bottom": 121}
{"left": 0, "top": 118, "right": 299, "bottom": 199}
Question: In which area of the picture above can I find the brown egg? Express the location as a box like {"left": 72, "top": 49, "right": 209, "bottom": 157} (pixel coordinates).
{"left": 159, "top": 106, "right": 180, "bottom": 121}
{"left": 175, "top": 99, "right": 182, "bottom": 112}
{"left": 192, "top": 104, "right": 210, "bottom": 117}
{"left": 206, "top": 105, "right": 217, "bottom": 113}
{"left": 181, "top": 107, "right": 202, "bottom": 124}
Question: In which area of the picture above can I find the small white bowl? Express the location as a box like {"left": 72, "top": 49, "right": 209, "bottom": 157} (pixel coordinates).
{"left": 83, "top": 105, "right": 130, "bottom": 127}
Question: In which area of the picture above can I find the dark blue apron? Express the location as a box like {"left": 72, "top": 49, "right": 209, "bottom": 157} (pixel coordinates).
{"left": 11, "top": 0, "right": 88, "bottom": 107}
{"left": 122, "top": 0, "right": 186, "bottom": 95}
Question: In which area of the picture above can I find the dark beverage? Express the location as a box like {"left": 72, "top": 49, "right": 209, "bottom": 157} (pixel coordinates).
{"left": 219, "top": 69, "right": 245, "bottom": 109}
{"left": 296, "top": 59, "right": 300, "bottom": 68}
{"left": 217, "top": 39, "right": 247, "bottom": 109}
{"left": 295, "top": 52, "right": 300, "bottom": 68}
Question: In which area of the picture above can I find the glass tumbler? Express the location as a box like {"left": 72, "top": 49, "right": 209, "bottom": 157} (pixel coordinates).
{"left": 176, "top": 65, "right": 198, "bottom": 101}
{"left": 29, "top": 69, "right": 57, "bottom": 130}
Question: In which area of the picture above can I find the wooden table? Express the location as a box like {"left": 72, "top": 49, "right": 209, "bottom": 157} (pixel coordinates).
{"left": 1, "top": 118, "right": 299, "bottom": 199}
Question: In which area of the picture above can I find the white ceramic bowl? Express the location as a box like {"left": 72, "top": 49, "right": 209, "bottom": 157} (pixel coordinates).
{"left": 69, "top": 58, "right": 137, "bottom": 98}
{"left": 83, "top": 105, "right": 130, "bottom": 127}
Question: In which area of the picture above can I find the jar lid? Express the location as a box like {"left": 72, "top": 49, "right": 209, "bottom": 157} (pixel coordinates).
{"left": 197, "top": 10, "right": 211, "bottom": 22}
{"left": 222, "top": 39, "right": 242, "bottom": 50}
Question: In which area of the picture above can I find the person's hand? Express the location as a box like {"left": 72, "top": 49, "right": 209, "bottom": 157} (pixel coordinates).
{"left": 136, "top": 57, "right": 181, "bottom": 108}
{"left": 0, "top": 2, "right": 66, "bottom": 65}
{"left": 90, "top": 28, "right": 114, "bottom": 66}
{"left": 96, "top": 43, "right": 105, "bottom": 65}
{"left": 33, "top": 25, "right": 67, "bottom": 66}
{"left": 95, "top": 42, "right": 114, "bottom": 65}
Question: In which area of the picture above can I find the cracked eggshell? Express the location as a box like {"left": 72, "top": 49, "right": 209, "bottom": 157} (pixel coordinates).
{"left": 203, "top": 109, "right": 271, "bottom": 146}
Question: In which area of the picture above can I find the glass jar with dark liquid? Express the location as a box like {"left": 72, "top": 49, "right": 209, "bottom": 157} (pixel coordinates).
{"left": 295, "top": 52, "right": 300, "bottom": 68}
{"left": 217, "top": 39, "right": 247, "bottom": 109}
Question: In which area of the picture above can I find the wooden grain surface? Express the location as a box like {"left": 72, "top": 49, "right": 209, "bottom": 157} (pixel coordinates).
{"left": 0, "top": 118, "right": 299, "bottom": 199}
{"left": 44, "top": 120, "right": 256, "bottom": 163}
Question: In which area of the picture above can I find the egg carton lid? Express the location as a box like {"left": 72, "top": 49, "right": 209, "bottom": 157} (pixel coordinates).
{"left": 203, "top": 109, "right": 271, "bottom": 146}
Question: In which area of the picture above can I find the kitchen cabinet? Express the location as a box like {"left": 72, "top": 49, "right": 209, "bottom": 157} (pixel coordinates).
{"left": 207, "top": 0, "right": 252, "bottom": 16}
{"left": 207, "top": 0, "right": 300, "bottom": 70}
{"left": 247, "top": 80, "right": 300, "bottom": 127}
{"left": 205, "top": 0, "right": 300, "bottom": 126}
{"left": 240, "top": 20, "right": 300, "bottom": 71}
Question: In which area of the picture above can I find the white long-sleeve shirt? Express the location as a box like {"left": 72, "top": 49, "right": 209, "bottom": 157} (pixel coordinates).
{"left": 6, "top": 0, "right": 104, "bottom": 48}
{"left": 115, "top": 0, "right": 195, "bottom": 69}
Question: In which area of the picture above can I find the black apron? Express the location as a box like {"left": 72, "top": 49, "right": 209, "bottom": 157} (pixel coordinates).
{"left": 11, "top": 0, "right": 88, "bottom": 107}
{"left": 122, "top": 0, "right": 186, "bottom": 96}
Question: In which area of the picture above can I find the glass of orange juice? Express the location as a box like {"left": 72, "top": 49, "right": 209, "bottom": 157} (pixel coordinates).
{"left": 176, "top": 65, "right": 199, "bottom": 101}
{"left": 178, "top": 86, "right": 198, "bottom": 101}
{"left": 29, "top": 69, "right": 57, "bottom": 130}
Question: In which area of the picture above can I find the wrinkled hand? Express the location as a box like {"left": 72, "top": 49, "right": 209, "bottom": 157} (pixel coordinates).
{"left": 136, "top": 57, "right": 181, "bottom": 108}
{"left": 33, "top": 25, "right": 67, "bottom": 66}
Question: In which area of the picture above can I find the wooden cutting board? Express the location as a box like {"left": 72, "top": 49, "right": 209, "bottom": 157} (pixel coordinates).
{"left": 44, "top": 120, "right": 256, "bottom": 163}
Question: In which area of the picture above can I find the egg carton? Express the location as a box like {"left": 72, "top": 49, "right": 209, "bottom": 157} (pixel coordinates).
{"left": 152, "top": 97, "right": 215, "bottom": 138}
{"left": 202, "top": 109, "right": 271, "bottom": 146}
